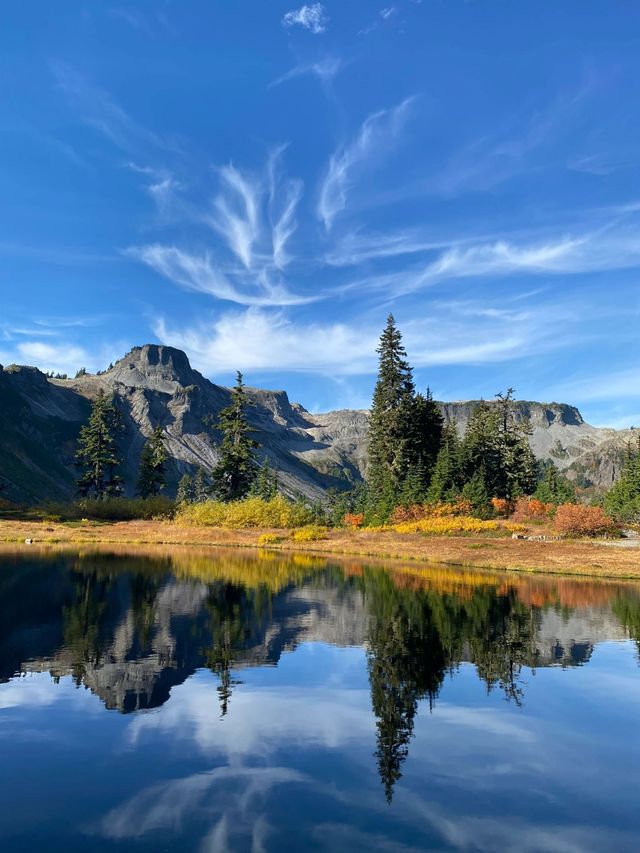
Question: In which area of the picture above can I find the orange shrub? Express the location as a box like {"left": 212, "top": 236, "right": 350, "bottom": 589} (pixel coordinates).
{"left": 491, "top": 497, "right": 514, "bottom": 517}
{"left": 553, "top": 503, "right": 616, "bottom": 537}
{"left": 343, "top": 512, "right": 364, "bottom": 528}
{"left": 389, "top": 500, "right": 474, "bottom": 524}
{"left": 511, "top": 497, "right": 554, "bottom": 522}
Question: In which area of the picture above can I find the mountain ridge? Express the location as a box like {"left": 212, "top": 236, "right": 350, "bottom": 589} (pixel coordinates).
{"left": 0, "top": 343, "right": 634, "bottom": 503}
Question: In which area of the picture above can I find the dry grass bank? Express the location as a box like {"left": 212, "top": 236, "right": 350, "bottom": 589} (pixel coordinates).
{"left": 1, "top": 518, "right": 640, "bottom": 579}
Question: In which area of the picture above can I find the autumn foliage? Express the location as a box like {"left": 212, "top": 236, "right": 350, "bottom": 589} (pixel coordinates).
{"left": 389, "top": 500, "right": 473, "bottom": 524}
{"left": 553, "top": 503, "right": 616, "bottom": 537}
{"left": 511, "top": 497, "right": 555, "bottom": 522}
{"left": 343, "top": 512, "right": 364, "bottom": 528}
{"left": 490, "top": 497, "right": 514, "bottom": 517}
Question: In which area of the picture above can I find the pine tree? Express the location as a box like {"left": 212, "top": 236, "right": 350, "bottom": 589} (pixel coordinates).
{"left": 75, "top": 391, "right": 124, "bottom": 498}
{"left": 136, "top": 425, "right": 168, "bottom": 498}
{"left": 460, "top": 391, "right": 536, "bottom": 504}
{"left": 412, "top": 388, "right": 444, "bottom": 480}
{"left": 427, "top": 424, "right": 463, "bottom": 502}
{"left": 604, "top": 437, "right": 640, "bottom": 522}
{"left": 367, "top": 316, "right": 439, "bottom": 515}
{"left": 211, "top": 372, "right": 259, "bottom": 502}
{"left": 249, "top": 458, "right": 278, "bottom": 500}
{"left": 534, "top": 461, "right": 576, "bottom": 504}
{"left": 193, "top": 467, "right": 210, "bottom": 503}
{"left": 176, "top": 473, "right": 195, "bottom": 505}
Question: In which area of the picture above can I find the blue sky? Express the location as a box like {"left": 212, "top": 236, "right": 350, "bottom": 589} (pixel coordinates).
{"left": 1, "top": 1, "right": 639, "bottom": 425}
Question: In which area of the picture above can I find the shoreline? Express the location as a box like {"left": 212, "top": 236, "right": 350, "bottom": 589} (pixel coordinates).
{"left": 2, "top": 518, "right": 640, "bottom": 581}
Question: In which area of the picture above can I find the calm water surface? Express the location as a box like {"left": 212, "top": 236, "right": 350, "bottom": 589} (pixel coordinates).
{"left": 2, "top": 548, "right": 640, "bottom": 852}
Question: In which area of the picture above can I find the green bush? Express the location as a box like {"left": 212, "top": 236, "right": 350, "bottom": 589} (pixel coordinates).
{"left": 176, "top": 495, "right": 314, "bottom": 529}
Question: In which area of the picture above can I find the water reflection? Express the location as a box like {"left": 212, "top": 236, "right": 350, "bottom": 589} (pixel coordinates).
{"left": 2, "top": 548, "right": 640, "bottom": 849}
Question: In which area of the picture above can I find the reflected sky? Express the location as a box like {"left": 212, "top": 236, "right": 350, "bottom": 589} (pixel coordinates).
{"left": 1, "top": 549, "right": 640, "bottom": 851}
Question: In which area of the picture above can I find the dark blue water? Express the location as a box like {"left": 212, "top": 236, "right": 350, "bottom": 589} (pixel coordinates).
{"left": 2, "top": 549, "right": 640, "bottom": 852}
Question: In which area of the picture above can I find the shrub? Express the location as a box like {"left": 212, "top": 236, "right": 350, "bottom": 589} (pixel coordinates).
{"left": 175, "top": 496, "right": 314, "bottom": 529}
{"left": 40, "top": 496, "right": 175, "bottom": 521}
{"left": 292, "top": 525, "right": 329, "bottom": 542}
{"left": 389, "top": 500, "right": 474, "bottom": 524}
{"left": 392, "top": 516, "right": 502, "bottom": 535}
{"left": 490, "top": 497, "right": 514, "bottom": 518}
{"left": 343, "top": 512, "right": 364, "bottom": 528}
{"left": 554, "top": 503, "right": 617, "bottom": 537}
{"left": 511, "top": 497, "right": 554, "bottom": 523}
{"left": 257, "top": 532, "right": 284, "bottom": 545}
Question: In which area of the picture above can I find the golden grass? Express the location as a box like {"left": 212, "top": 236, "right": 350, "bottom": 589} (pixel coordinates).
{"left": 1, "top": 517, "right": 640, "bottom": 580}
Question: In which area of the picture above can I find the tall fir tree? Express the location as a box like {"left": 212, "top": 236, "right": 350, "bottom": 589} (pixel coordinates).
{"left": 75, "top": 391, "right": 124, "bottom": 498}
{"left": 136, "top": 425, "right": 168, "bottom": 498}
{"left": 211, "top": 371, "right": 259, "bottom": 502}
{"left": 367, "top": 315, "right": 442, "bottom": 516}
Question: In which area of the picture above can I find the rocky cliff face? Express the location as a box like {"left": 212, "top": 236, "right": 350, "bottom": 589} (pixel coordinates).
{"left": 0, "top": 343, "right": 634, "bottom": 503}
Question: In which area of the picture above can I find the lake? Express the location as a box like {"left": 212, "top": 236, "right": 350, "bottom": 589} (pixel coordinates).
{"left": 2, "top": 547, "right": 640, "bottom": 851}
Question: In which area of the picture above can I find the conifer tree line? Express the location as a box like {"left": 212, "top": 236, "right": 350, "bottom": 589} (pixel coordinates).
{"left": 360, "top": 315, "right": 552, "bottom": 522}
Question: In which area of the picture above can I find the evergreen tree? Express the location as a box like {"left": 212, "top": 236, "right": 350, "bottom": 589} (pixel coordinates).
{"left": 176, "top": 473, "right": 195, "bottom": 505}
{"left": 211, "top": 372, "right": 259, "bottom": 502}
{"left": 367, "top": 316, "right": 442, "bottom": 517}
{"left": 604, "top": 437, "right": 640, "bottom": 522}
{"left": 412, "top": 389, "right": 444, "bottom": 480}
{"left": 249, "top": 458, "right": 279, "bottom": 500}
{"left": 534, "top": 461, "right": 576, "bottom": 505}
{"left": 427, "top": 423, "right": 463, "bottom": 502}
{"left": 75, "top": 391, "right": 124, "bottom": 498}
{"left": 460, "top": 390, "right": 536, "bottom": 504}
{"left": 136, "top": 425, "right": 168, "bottom": 498}
{"left": 193, "top": 467, "right": 210, "bottom": 503}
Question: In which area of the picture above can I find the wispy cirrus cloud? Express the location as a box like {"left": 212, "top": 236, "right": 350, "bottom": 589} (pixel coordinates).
{"left": 282, "top": 4, "right": 328, "bottom": 34}
{"left": 318, "top": 97, "right": 416, "bottom": 230}
{"left": 270, "top": 56, "right": 343, "bottom": 89}
{"left": 130, "top": 149, "right": 310, "bottom": 306}
{"left": 153, "top": 295, "right": 568, "bottom": 378}
{"left": 53, "top": 63, "right": 176, "bottom": 156}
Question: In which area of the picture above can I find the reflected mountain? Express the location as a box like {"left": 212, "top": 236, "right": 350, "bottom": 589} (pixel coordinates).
{"left": 1, "top": 548, "right": 638, "bottom": 800}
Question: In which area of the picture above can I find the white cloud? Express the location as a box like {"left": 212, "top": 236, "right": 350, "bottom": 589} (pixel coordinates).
{"left": 130, "top": 245, "right": 311, "bottom": 306}
{"left": 282, "top": 4, "right": 328, "bottom": 34}
{"left": 268, "top": 147, "right": 303, "bottom": 269}
{"left": 270, "top": 56, "right": 343, "bottom": 88}
{"left": 380, "top": 7, "right": 397, "bottom": 20}
{"left": 318, "top": 98, "right": 415, "bottom": 230}
{"left": 153, "top": 298, "right": 566, "bottom": 377}
{"left": 206, "top": 164, "right": 260, "bottom": 269}
{"left": 130, "top": 150, "right": 309, "bottom": 306}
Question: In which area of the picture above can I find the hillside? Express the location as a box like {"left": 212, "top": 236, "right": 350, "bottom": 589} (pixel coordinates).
{"left": 0, "top": 343, "right": 634, "bottom": 503}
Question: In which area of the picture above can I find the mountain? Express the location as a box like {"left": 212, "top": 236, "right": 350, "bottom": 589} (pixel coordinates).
{"left": 0, "top": 343, "right": 635, "bottom": 503}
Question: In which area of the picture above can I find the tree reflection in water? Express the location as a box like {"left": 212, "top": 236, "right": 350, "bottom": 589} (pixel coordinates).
{"left": 3, "top": 549, "right": 639, "bottom": 802}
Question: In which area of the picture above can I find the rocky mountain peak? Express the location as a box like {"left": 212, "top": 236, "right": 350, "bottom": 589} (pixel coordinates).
{"left": 105, "top": 344, "right": 203, "bottom": 394}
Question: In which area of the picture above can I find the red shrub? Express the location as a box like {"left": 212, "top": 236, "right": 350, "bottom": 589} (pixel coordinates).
{"left": 553, "top": 503, "right": 616, "bottom": 537}
{"left": 343, "top": 512, "right": 364, "bottom": 529}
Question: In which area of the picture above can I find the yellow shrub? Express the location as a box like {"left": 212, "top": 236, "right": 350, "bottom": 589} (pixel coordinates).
{"left": 175, "top": 496, "right": 314, "bottom": 529}
{"left": 257, "top": 532, "right": 284, "bottom": 545}
{"left": 292, "top": 525, "right": 329, "bottom": 542}
{"left": 392, "top": 515, "right": 501, "bottom": 535}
